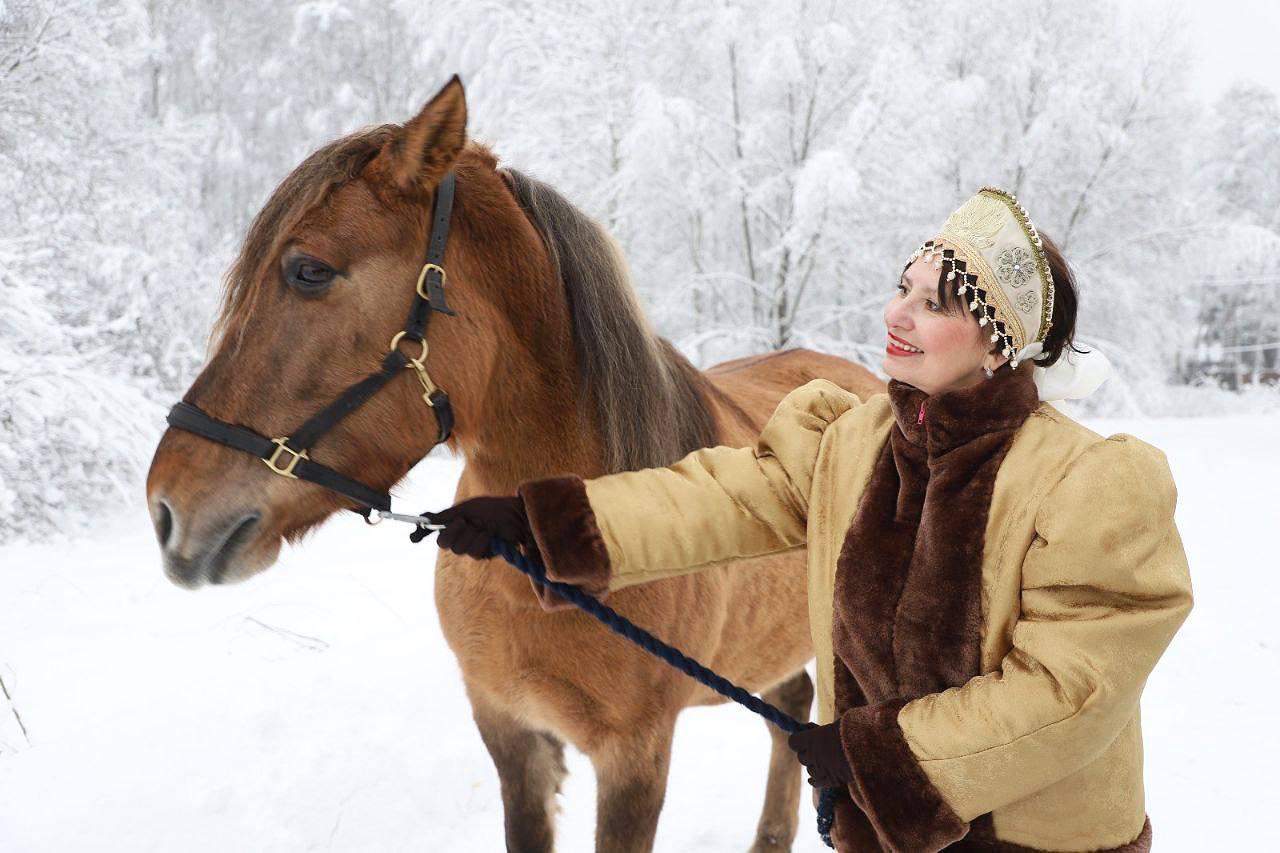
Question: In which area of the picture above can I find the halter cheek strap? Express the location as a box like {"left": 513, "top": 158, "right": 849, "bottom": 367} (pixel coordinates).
{"left": 164, "top": 171, "right": 461, "bottom": 515}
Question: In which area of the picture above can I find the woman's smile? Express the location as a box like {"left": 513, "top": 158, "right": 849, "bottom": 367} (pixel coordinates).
{"left": 886, "top": 332, "right": 925, "bottom": 357}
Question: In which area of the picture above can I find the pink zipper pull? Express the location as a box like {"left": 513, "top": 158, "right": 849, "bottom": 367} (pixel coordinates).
{"left": 917, "top": 400, "right": 926, "bottom": 425}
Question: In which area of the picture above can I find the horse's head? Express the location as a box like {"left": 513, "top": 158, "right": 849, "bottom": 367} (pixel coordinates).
{"left": 146, "top": 77, "right": 542, "bottom": 588}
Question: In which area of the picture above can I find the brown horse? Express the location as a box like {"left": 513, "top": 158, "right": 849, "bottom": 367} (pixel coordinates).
{"left": 146, "top": 77, "right": 885, "bottom": 851}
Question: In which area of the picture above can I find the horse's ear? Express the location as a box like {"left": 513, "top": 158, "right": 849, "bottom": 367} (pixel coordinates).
{"left": 389, "top": 75, "right": 467, "bottom": 193}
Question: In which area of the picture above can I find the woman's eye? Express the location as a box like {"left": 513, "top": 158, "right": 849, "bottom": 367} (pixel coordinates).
{"left": 897, "top": 283, "right": 940, "bottom": 312}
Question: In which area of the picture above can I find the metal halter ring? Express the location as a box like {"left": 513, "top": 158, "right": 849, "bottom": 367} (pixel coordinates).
{"left": 415, "top": 263, "right": 447, "bottom": 301}
{"left": 388, "top": 330, "right": 429, "bottom": 367}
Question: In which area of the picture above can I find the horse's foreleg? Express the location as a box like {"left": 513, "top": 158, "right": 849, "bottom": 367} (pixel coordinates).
{"left": 590, "top": 722, "right": 676, "bottom": 853}
{"left": 750, "top": 668, "right": 814, "bottom": 852}
{"left": 471, "top": 695, "right": 568, "bottom": 853}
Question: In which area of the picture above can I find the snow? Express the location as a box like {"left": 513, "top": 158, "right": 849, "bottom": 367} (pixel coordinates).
{"left": 2, "top": 415, "right": 1277, "bottom": 851}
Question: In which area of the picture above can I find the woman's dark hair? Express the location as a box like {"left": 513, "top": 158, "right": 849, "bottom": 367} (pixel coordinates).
{"left": 1030, "top": 231, "right": 1087, "bottom": 368}
{"left": 909, "top": 229, "right": 1085, "bottom": 368}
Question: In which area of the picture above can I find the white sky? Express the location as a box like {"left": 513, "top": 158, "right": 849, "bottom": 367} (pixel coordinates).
{"left": 1150, "top": 0, "right": 1280, "bottom": 101}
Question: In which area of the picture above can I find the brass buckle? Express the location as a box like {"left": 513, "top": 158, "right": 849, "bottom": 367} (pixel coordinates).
{"left": 263, "top": 437, "right": 308, "bottom": 478}
{"left": 415, "top": 263, "right": 447, "bottom": 301}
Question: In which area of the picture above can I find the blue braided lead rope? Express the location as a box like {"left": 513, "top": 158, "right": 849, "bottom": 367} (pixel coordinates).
{"left": 486, "top": 536, "right": 839, "bottom": 847}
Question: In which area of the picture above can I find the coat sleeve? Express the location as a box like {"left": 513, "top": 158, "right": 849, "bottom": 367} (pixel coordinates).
{"left": 832, "top": 434, "right": 1194, "bottom": 851}
{"left": 514, "top": 378, "right": 862, "bottom": 611}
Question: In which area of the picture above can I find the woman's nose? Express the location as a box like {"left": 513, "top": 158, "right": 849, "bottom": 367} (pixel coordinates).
{"left": 884, "top": 298, "right": 911, "bottom": 329}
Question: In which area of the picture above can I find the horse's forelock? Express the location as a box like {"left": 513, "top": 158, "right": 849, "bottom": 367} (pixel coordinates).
{"left": 214, "top": 124, "right": 401, "bottom": 341}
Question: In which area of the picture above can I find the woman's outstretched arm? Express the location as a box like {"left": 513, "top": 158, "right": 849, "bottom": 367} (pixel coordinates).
{"left": 516, "top": 378, "right": 862, "bottom": 610}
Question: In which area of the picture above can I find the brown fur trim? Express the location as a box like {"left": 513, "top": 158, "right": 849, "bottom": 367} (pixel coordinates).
{"left": 516, "top": 474, "right": 612, "bottom": 612}
{"left": 830, "top": 365, "right": 1038, "bottom": 705}
{"left": 952, "top": 815, "right": 1152, "bottom": 852}
{"left": 828, "top": 792, "right": 885, "bottom": 850}
{"left": 836, "top": 698, "right": 968, "bottom": 851}
{"left": 828, "top": 366, "right": 1041, "bottom": 850}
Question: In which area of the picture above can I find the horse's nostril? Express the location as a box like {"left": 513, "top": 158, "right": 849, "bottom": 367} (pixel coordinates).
{"left": 154, "top": 500, "right": 174, "bottom": 548}
{"left": 207, "top": 512, "right": 261, "bottom": 585}
{"left": 156, "top": 507, "right": 264, "bottom": 588}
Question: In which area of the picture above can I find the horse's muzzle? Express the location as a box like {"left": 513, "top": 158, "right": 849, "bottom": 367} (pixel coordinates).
{"left": 152, "top": 499, "right": 265, "bottom": 588}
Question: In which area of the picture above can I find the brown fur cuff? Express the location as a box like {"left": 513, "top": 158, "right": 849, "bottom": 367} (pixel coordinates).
{"left": 516, "top": 474, "right": 613, "bottom": 612}
{"left": 950, "top": 815, "right": 1152, "bottom": 852}
{"left": 837, "top": 698, "right": 969, "bottom": 852}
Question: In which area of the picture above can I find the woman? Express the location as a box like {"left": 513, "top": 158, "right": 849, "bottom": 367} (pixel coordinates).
{"left": 423, "top": 187, "right": 1193, "bottom": 851}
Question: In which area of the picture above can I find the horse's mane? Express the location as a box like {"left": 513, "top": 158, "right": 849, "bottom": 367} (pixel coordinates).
{"left": 501, "top": 167, "right": 718, "bottom": 473}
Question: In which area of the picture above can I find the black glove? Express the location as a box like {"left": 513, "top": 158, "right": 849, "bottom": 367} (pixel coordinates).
{"left": 410, "top": 495, "right": 539, "bottom": 560}
{"left": 788, "top": 721, "right": 853, "bottom": 788}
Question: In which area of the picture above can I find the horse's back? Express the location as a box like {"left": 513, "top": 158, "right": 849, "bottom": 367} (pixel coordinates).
{"left": 702, "top": 347, "right": 885, "bottom": 439}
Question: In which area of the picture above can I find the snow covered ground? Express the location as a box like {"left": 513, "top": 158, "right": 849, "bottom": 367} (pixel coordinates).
{"left": 1, "top": 413, "right": 1277, "bottom": 851}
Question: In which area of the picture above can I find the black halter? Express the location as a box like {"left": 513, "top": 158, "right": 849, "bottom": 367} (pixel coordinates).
{"left": 165, "top": 171, "right": 460, "bottom": 515}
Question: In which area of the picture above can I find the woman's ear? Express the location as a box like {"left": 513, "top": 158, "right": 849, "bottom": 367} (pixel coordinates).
{"left": 984, "top": 345, "right": 1010, "bottom": 373}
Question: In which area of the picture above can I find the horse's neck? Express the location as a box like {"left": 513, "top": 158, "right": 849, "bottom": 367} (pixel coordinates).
{"left": 455, "top": 435, "right": 604, "bottom": 498}
{"left": 445, "top": 404, "right": 609, "bottom": 612}
{"left": 432, "top": 158, "right": 713, "bottom": 605}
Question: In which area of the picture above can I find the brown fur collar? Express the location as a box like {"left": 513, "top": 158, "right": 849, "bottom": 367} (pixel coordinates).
{"left": 828, "top": 365, "right": 1040, "bottom": 850}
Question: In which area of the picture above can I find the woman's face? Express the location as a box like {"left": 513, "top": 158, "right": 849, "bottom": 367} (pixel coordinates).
{"left": 882, "top": 256, "right": 1005, "bottom": 395}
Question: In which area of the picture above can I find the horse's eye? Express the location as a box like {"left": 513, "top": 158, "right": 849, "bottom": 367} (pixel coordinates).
{"left": 286, "top": 257, "right": 336, "bottom": 292}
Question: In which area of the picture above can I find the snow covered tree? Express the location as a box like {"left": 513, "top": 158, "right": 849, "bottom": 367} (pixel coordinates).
{"left": 0, "top": 0, "right": 206, "bottom": 540}
{"left": 1, "top": 0, "right": 1273, "bottom": 538}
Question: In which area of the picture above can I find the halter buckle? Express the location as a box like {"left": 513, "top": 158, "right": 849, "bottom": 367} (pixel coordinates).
{"left": 263, "top": 437, "right": 308, "bottom": 478}
{"left": 415, "top": 263, "right": 447, "bottom": 301}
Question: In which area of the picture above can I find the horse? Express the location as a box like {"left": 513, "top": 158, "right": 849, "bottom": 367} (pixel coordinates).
{"left": 145, "top": 77, "right": 886, "bottom": 852}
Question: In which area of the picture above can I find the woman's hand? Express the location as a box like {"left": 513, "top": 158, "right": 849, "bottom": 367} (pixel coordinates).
{"left": 788, "top": 721, "right": 853, "bottom": 788}
{"left": 411, "top": 495, "right": 540, "bottom": 560}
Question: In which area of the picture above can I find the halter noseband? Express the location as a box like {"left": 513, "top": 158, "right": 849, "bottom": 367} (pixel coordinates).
{"left": 165, "top": 171, "right": 461, "bottom": 516}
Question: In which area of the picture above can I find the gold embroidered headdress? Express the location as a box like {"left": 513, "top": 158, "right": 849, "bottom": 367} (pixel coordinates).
{"left": 908, "top": 187, "right": 1054, "bottom": 369}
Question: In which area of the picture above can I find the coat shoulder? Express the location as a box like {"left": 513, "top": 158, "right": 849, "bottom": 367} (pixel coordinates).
{"left": 825, "top": 388, "right": 894, "bottom": 442}
{"left": 781, "top": 377, "right": 867, "bottom": 425}
{"left": 772, "top": 379, "right": 894, "bottom": 449}
{"left": 1023, "top": 400, "right": 1102, "bottom": 445}
{"left": 1022, "top": 402, "right": 1171, "bottom": 470}
{"left": 1012, "top": 403, "right": 1177, "bottom": 518}
{"left": 1012, "top": 401, "right": 1105, "bottom": 478}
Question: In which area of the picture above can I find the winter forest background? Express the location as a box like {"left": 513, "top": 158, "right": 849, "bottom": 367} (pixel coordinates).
{"left": 2, "top": 0, "right": 1279, "bottom": 537}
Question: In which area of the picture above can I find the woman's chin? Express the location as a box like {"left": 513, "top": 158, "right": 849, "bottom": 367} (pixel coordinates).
{"left": 883, "top": 356, "right": 910, "bottom": 378}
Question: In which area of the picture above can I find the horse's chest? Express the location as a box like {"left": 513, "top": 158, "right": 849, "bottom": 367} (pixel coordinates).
{"left": 434, "top": 565, "right": 553, "bottom": 689}
{"left": 434, "top": 565, "right": 518, "bottom": 667}
{"left": 433, "top": 562, "right": 621, "bottom": 741}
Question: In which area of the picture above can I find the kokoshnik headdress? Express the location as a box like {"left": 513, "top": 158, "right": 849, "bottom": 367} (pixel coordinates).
{"left": 908, "top": 186, "right": 1111, "bottom": 402}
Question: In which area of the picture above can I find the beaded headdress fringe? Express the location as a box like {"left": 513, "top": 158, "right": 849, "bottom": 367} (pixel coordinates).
{"left": 908, "top": 187, "right": 1055, "bottom": 370}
